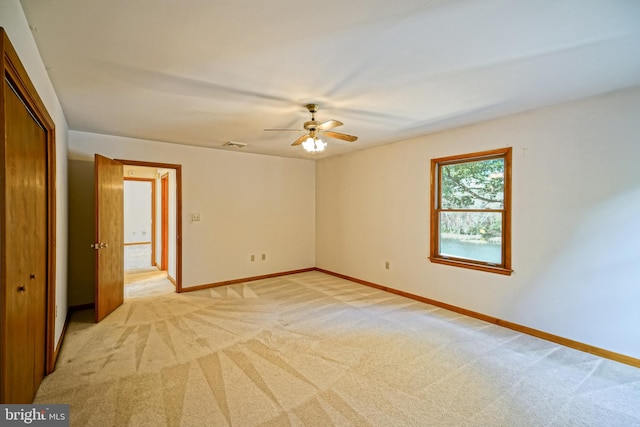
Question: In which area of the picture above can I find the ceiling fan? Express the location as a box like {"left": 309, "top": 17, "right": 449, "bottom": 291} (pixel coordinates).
{"left": 264, "top": 104, "right": 358, "bottom": 152}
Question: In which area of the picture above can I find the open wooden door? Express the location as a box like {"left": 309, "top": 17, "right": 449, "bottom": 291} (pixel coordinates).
{"left": 94, "top": 154, "right": 124, "bottom": 322}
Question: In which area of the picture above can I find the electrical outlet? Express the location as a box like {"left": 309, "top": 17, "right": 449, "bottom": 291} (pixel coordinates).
{"left": 262, "top": 253, "right": 266, "bottom": 260}
{"left": 385, "top": 261, "right": 390, "bottom": 270}
{"left": 191, "top": 213, "right": 201, "bottom": 222}
{"left": 251, "top": 254, "right": 255, "bottom": 262}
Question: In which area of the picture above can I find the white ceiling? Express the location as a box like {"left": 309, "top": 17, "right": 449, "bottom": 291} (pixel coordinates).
{"left": 19, "top": 0, "right": 640, "bottom": 160}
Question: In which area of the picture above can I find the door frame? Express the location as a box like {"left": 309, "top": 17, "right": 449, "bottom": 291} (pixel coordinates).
{"left": 116, "top": 159, "right": 183, "bottom": 292}
{"left": 0, "top": 28, "right": 57, "bottom": 382}
{"left": 160, "top": 173, "right": 169, "bottom": 271}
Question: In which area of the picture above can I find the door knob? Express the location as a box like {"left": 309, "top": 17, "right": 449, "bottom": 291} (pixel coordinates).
{"left": 17, "top": 285, "right": 25, "bottom": 292}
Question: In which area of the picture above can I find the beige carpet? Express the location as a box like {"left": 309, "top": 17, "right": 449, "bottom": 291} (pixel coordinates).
{"left": 35, "top": 271, "right": 640, "bottom": 426}
{"left": 124, "top": 267, "right": 175, "bottom": 299}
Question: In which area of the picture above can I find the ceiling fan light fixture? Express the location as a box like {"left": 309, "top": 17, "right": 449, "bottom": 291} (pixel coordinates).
{"left": 265, "top": 104, "right": 357, "bottom": 151}
{"left": 302, "top": 136, "right": 326, "bottom": 153}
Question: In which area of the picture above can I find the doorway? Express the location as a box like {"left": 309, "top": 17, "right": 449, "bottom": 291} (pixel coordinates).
{"left": 122, "top": 169, "right": 169, "bottom": 298}
{"left": 120, "top": 161, "right": 182, "bottom": 297}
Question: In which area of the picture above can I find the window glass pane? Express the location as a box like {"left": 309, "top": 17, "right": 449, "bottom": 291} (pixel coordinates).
{"left": 439, "top": 212, "right": 502, "bottom": 264}
{"left": 441, "top": 158, "right": 504, "bottom": 209}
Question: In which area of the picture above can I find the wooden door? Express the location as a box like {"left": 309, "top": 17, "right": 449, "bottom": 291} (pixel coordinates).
{"left": 94, "top": 154, "right": 124, "bottom": 322}
{"left": 3, "top": 79, "right": 47, "bottom": 403}
{"left": 160, "top": 174, "right": 169, "bottom": 271}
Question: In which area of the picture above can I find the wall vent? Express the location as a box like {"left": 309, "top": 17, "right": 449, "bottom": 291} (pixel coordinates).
{"left": 223, "top": 141, "right": 247, "bottom": 148}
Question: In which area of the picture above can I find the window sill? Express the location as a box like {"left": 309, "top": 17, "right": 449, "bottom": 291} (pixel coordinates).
{"left": 428, "top": 257, "right": 513, "bottom": 276}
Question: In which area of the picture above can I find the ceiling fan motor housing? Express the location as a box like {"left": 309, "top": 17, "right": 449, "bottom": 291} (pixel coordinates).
{"left": 304, "top": 104, "right": 320, "bottom": 130}
{"left": 304, "top": 120, "right": 319, "bottom": 130}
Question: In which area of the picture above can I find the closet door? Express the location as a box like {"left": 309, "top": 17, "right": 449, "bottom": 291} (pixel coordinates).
{"left": 3, "top": 79, "right": 47, "bottom": 403}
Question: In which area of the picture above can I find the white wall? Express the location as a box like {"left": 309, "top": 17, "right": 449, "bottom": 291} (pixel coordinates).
{"left": 317, "top": 87, "right": 640, "bottom": 360}
{"left": 1, "top": 1, "right": 69, "bottom": 346}
{"left": 124, "top": 180, "right": 152, "bottom": 244}
{"left": 68, "top": 132, "right": 316, "bottom": 289}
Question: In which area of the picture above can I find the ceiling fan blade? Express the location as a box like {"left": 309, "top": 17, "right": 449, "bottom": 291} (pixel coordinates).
{"left": 323, "top": 131, "right": 358, "bottom": 142}
{"left": 291, "top": 134, "right": 310, "bottom": 146}
{"left": 264, "top": 128, "right": 304, "bottom": 132}
{"left": 316, "top": 120, "right": 343, "bottom": 131}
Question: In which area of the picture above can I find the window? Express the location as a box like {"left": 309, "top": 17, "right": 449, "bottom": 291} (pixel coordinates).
{"left": 430, "top": 147, "right": 512, "bottom": 275}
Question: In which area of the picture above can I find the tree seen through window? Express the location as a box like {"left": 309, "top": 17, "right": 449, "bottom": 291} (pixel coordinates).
{"left": 430, "top": 148, "right": 512, "bottom": 274}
